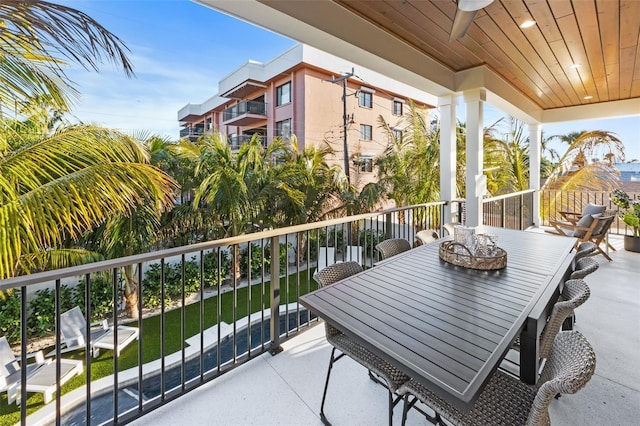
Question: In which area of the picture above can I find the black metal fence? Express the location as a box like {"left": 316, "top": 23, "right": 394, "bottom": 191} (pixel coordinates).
{"left": 0, "top": 202, "right": 445, "bottom": 425}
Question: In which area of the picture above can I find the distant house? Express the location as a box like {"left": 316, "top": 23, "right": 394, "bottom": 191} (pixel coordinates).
{"left": 177, "top": 43, "right": 435, "bottom": 188}
{"left": 614, "top": 162, "right": 640, "bottom": 182}
{"left": 614, "top": 163, "right": 640, "bottom": 193}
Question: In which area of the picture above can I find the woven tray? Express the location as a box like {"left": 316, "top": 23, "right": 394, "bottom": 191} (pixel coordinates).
{"left": 438, "top": 241, "right": 507, "bottom": 270}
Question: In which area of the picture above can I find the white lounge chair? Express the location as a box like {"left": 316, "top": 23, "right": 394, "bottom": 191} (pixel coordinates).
{"left": 58, "top": 306, "right": 139, "bottom": 357}
{"left": 0, "top": 336, "right": 82, "bottom": 404}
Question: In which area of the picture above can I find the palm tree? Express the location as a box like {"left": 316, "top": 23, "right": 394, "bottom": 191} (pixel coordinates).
{"left": 185, "top": 133, "right": 290, "bottom": 281}
{"left": 0, "top": 0, "right": 134, "bottom": 115}
{"left": 484, "top": 117, "right": 530, "bottom": 194}
{"left": 376, "top": 101, "right": 442, "bottom": 206}
{"left": 0, "top": 123, "right": 177, "bottom": 281}
{"left": 275, "top": 138, "right": 348, "bottom": 226}
{"left": 543, "top": 130, "right": 625, "bottom": 191}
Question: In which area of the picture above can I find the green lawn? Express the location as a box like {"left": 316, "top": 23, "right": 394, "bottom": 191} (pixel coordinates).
{"left": 0, "top": 272, "right": 318, "bottom": 425}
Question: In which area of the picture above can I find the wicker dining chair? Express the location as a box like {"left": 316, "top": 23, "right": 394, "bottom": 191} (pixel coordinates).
{"left": 505, "top": 278, "right": 590, "bottom": 377}
{"left": 375, "top": 238, "right": 412, "bottom": 260}
{"left": 570, "top": 257, "right": 600, "bottom": 280}
{"left": 574, "top": 241, "right": 597, "bottom": 261}
{"left": 316, "top": 261, "right": 409, "bottom": 426}
{"left": 399, "top": 330, "right": 596, "bottom": 426}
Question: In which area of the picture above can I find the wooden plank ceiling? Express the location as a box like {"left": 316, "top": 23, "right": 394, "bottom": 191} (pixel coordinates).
{"left": 331, "top": 0, "right": 640, "bottom": 111}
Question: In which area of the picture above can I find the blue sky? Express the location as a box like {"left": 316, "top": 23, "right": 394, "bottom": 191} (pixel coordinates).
{"left": 60, "top": 0, "right": 639, "bottom": 161}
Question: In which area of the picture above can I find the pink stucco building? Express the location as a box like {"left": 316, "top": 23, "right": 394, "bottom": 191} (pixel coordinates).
{"left": 177, "top": 44, "right": 435, "bottom": 187}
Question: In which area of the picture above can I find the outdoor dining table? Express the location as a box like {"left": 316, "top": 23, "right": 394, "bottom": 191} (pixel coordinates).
{"left": 299, "top": 226, "right": 576, "bottom": 411}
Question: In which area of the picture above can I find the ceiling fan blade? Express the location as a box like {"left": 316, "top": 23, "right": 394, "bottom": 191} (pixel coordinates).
{"left": 449, "top": 0, "right": 495, "bottom": 41}
{"left": 450, "top": 9, "right": 478, "bottom": 41}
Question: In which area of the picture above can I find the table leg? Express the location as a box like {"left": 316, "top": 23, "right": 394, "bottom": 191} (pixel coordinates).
{"left": 520, "top": 317, "right": 539, "bottom": 385}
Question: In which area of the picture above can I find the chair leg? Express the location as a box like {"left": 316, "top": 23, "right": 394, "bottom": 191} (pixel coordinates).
{"left": 320, "top": 347, "right": 341, "bottom": 426}
{"left": 401, "top": 394, "right": 411, "bottom": 426}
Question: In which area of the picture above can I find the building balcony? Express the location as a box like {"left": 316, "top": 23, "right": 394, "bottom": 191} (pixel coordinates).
{"left": 222, "top": 100, "right": 267, "bottom": 126}
{"left": 229, "top": 134, "right": 267, "bottom": 150}
{"left": 179, "top": 126, "right": 205, "bottom": 140}
{"left": 4, "top": 192, "right": 639, "bottom": 425}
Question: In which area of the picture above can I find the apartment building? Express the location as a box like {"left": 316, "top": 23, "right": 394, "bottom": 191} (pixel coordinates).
{"left": 177, "top": 44, "right": 436, "bottom": 187}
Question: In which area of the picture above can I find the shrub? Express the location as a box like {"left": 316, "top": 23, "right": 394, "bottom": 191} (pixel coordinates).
{"left": 142, "top": 251, "right": 230, "bottom": 308}
{"left": 27, "top": 285, "right": 75, "bottom": 336}
{"left": 73, "top": 273, "right": 116, "bottom": 321}
{"left": 0, "top": 289, "right": 22, "bottom": 343}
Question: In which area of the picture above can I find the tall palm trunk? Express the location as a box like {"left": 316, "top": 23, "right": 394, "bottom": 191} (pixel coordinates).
{"left": 123, "top": 264, "right": 139, "bottom": 319}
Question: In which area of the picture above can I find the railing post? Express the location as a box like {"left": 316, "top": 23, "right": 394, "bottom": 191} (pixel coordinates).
{"left": 385, "top": 212, "right": 393, "bottom": 239}
{"left": 269, "top": 236, "right": 283, "bottom": 355}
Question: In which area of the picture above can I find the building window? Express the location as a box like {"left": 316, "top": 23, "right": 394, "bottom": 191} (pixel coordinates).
{"left": 393, "top": 128, "right": 403, "bottom": 142}
{"left": 276, "top": 118, "right": 292, "bottom": 139}
{"left": 354, "top": 155, "right": 374, "bottom": 173}
{"left": 360, "top": 124, "right": 372, "bottom": 140}
{"left": 359, "top": 91, "right": 373, "bottom": 108}
{"left": 393, "top": 100, "right": 403, "bottom": 116}
{"left": 276, "top": 82, "right": 291, "bottom": 106}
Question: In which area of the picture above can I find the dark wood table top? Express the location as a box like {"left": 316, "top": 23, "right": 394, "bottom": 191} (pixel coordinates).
{"left": 300, "top": 227, "right": 576, "bottom": 411}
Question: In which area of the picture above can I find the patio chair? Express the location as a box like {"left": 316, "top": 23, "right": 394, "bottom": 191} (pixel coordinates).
{"left": 547, "top": 207, "right": 616, "bottom": 261}
{"left": 414, "top": 229, "right": 440, "bottom": 247}
{"left": 316, "top": 261, "right": 409, "bottom": 426}
{"left": 503, "top": 279, "right": 590, "bottom": 375}
{"left": 570, "top": 257, "right": 600, "bottom": 280}
{"left": 375, "top": 238, "right": 411, "bottom": 261}
{"left": 574, "top": 241, "right": 597, "bottom": 261}
{"left": 442, "top": 222, "right": 462, "bottom": 236}
{"left": 0, "top": 336, "right": 83, "bottom": 404}
{"left": 399, "top": 330, "right": 596, "bottom": 426}
{"left": 312, "top": 247, "right": 336, "bottom": 283}
{"left": 58, "top": 306, "right": 139, "bottom": 358}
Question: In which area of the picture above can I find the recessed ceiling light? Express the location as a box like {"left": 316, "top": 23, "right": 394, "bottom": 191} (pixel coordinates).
{"left": 520, "top": 20, "right": 536, "bottom": 28}
{"left": 570, "top": 63, "right": 582, "bottom": 69}
{"left": 584, "top": 95, "right": 593, "bottom": 100}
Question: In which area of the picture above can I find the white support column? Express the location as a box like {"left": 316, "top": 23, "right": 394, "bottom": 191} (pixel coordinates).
{"left": 464, "top": 89, "right": 485, "bottom": 227}
{"left": 529, "top": 123, "right": 542, "bottom": 226}
{"left": 439, "top": 95, "right": 457, "bottom": 224}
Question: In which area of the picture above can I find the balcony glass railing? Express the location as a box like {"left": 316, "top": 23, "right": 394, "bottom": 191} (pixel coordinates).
{"left": 222, "top": 100, "right": 267, "bottom": 122}
{"left": 228, "top": 135, "right": 266, "bottom": 150}
{"left": 179, "top": 126, "right": 204, "bottom": 138}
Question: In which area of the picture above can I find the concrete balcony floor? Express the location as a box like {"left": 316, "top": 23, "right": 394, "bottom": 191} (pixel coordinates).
{"left": 133, "top": 234, "right": 640, "bottom": 426}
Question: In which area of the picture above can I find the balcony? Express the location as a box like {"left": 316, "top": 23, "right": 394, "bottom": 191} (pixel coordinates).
{"left": 3, "top": 193, "right": 639, "bottom": 425}
{"left": 222, "top": 100, "right": 267, "bottom": 126}
{"left": 228, "top": 134, "right": 267, "bottom": 150}
{"left": 179, "top": 126, "right": 205, "bottom": 140}
{"left": 131, "top": 240, "right": 638, "bottom": 425}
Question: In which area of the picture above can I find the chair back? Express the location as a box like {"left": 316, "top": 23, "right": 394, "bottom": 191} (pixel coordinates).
{"left": 316, "top": 261, "right": 363, "bottom": 339}
{"left": 0, "top": 337, "right": 20, "bottom": 387}
{"left": 526, "top": 331, "right": 596, "bottom": 426}
{"left": 574, "top": 241, "right": 597, "bottom": 261}
{"left": 415, "top": 229, "right": 440, "bottom": 246}
{"left": 442, "top": 222, "right": 462, "bottom": 236}
{"left": 316, "top": 261, "right": 363, "bottom": 288}
{"left": 539, "top": 279, "right": 590, "bottom": 359}
{"left": 375, "top": 238, "right": 411, "bottom": 260}
{"left": 60, "top": 306, "right": 88, "bottom": 347}
{"left": 570, "top": 257, "right": 599, "bottom": 280}
{"left": 590, "top": 213, "right": 615, "bottom": 239}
